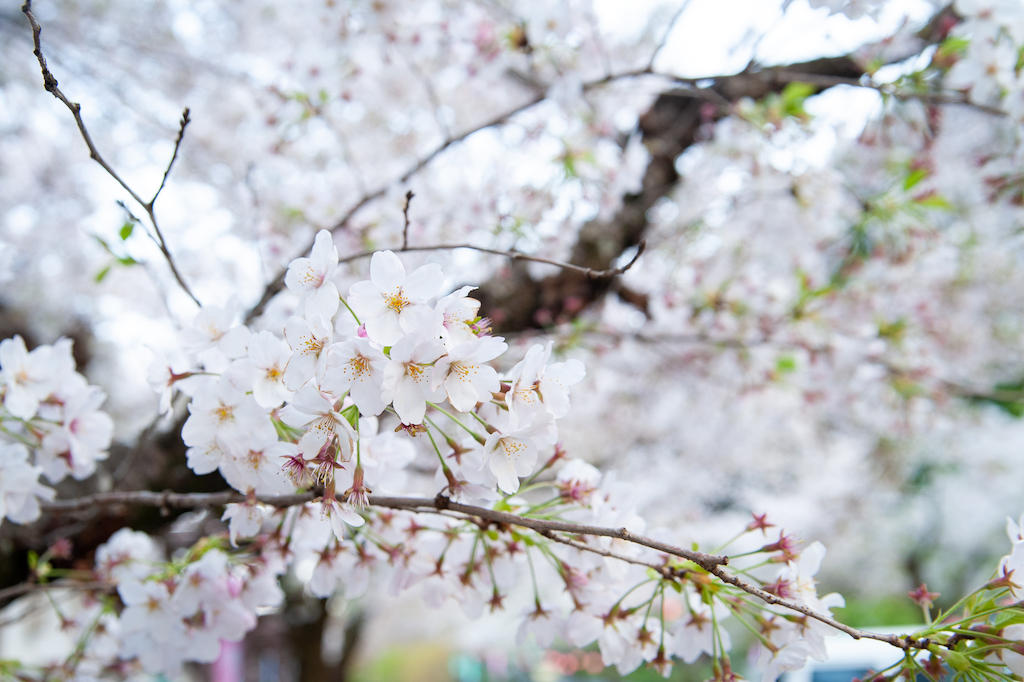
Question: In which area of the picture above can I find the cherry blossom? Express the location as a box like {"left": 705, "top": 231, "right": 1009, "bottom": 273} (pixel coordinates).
{"left": 347, "top": 250, "right": 444, "bottom": 345}
{"left": 284, "top": 228, "right": 341, "bottom": 319}
{"left": 0, "top": 442, "right": 54, "bottom": 524}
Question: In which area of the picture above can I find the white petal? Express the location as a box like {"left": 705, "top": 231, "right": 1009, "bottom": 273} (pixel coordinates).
{"left": 369, "top": 251, "right": 405, "bottom": 291}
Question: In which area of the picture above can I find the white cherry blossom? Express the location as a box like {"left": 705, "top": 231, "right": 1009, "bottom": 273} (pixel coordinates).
{"left": 284, "top": 229, "right": 340, "bottom": 319}
{"left": 347, "top": 250, "right": 444, "bottom": 345}
{"left": 382, "top": 334, "right": 445, "bottom": 425}
{"left": 432, "top": 335, "right": 506, "bottom": 412}
{"left": 320, "top": 338, "right": 388, "bottom": 416}
{"left": 0, "top": 442, "right": 54, "bottom": 524}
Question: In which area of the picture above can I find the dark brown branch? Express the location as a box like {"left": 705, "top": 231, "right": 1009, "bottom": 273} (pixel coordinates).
{"left": 41, "top": 490, "right": 312, "bottom": 513}
{"left": 21, "top": 1, "right": 200, "bottom": 307}
{"left": 35, "top": 487, "right": 930, "bottom": 652}
{"left": 401, "top": 190, "right": 414, "bottom": 250}
{"left": 40, "top": 489, "right": 721, "bottom": 568}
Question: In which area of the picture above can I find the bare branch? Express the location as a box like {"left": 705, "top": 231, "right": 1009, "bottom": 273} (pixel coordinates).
{"left": 330, "top": 240, "right": 646, "bottom": 278}
{"left": 401, "top": 190, "right": 414, "bottom": 251}
{"left": 21, "top": 1, "right": 200, "bottom": 307}
{"left": 148, "top": 107, "right": 191, "bottom": 208}
{"left": 538, "top": 528, "right": 682, "bottom": 578}
{"left": 646, "top": 0, "right": 695, "bottom": 71}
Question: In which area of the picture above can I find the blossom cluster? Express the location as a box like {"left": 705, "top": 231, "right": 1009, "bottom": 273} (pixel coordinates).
{"left": 74, "top": 238, "right": 850, "bottom": 678}
{"left": 169, "top": 230, "right": 585, "bottom": 544}
{"left": 38, "top": 528, "right": 283, "bottom": 679}
{"left": 0, "top": 335, "right": 113, "bottom": 525}
{"left": 945, "top": 0, "right": 1024, "bottom": 122}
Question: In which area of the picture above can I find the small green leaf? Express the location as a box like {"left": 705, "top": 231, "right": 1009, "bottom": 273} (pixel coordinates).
{"left": 780, "top": 81, "right": 815, "bottom": 119}
{"left": 340, "top": 404, "right": 360, "bottom": 429}
{"left": 116, "top": 255, "right": 139, "bottom": 266}
{"left": 776, "top": 355, "right": 797, "bottom": 374}
{"left": 877, "top": 318, "right": 907, "bottom": 342}
{"left": 93, "top": 234, "right": 113, "bottom": 255}
{"left": 936, "top": 648, "right": 971, "bottom": 672}
{"left": 915, "top": 193, "right": 953, "bottom": 210}
{"left": 119, "top": 221, "right": 135, "bottom": 240}
{"left": 904, "top": 167, "right": 928, "bottom": 191}
{"left": 937, "top": 36, "right": 970, "bottom": 59}
{"left": 95, "top": 264, "right": 112, "bottom": 283}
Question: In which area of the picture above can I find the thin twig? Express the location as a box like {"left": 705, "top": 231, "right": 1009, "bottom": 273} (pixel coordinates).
{"left": 0, "top": 580, "right": 111, "bottom": 603}
{"left": 707, "top": 567, "right": 929, "bottom": 652}
{"left": 538, "top": 528, "right": 681, "bottom": 578}
{"left": 149, "top": 107, "right": 190, "bottom": 208}
{"left": 331, "top": 240, "right": 646, "bottom": 278}
{"left": 647, "top": 0, "right": 694, "bottom": 70}
{"left": 21, "top": 1, "right": 200, "bottom": 307}
{"left": 373, "top": 494, "right": 727, "bottom": 569}
{"left": 401, "top": 190, "right": 414, "bottom": 250}
{"left": 767, "top": 68, "right": 1008, "bottom": 117}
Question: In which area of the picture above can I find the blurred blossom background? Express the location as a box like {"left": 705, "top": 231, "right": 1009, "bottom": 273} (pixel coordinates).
{"left": 3, "top": 0, "right": 1024, "bottom": 678}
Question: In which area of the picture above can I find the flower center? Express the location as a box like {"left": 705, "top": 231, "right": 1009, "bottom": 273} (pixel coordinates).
{"left": 215, "top": 404, "right": 234, "bottom": 423}
{"left": 303, "top": 336, "right": 325, "bottom": 355}
{"left": 499, "top": 437, "right": 524, "bottom": 460}
{"left": 404, "top": 362, "right": 425, "bottom": 381}
{"left": 384, "top": 287, "right": 410, "bottom": 314}
{"left": 348, "top": 354, "right": 371, "bottom": 378}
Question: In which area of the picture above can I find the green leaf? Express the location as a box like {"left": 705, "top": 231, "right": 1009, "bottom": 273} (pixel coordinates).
{"left": 119, "top": 221, "right": 135, "bottom": 240}
{"left": 272, "top": 418, "right": 303, "bottom": 441}
{"left": 775, "top": 355, "right": 797, "bottom": 374}
{"left": 903, "top": 167, "right": 928, "bottom": 191}
{"left": 93, "top": 234, "right": 113, "bottom": 255}
{"left": 915, "top": 193, "right": 953, "bottom": 210}
{"left": 936, "top": 648, "right": 971, "bottom": 672}
{"left": 340, "top": 404, "right": 360, "bottom": 429}
{"left": 780, "top": 81, "right": 815, "bottom": 118}
{"left": 116, "top": 255, "right": 139, "bottom": 267}
{"left": 95, "top": 264, "right": 112, "bottom": 283}
{"left": 877, "top": 317, "right": 907, "bottom": 342}
{"left": 937, "top": 36, "right": 970, "bottom": 59}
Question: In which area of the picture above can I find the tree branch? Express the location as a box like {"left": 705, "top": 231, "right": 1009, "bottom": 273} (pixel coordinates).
{"left": 328, "top": 240, "right": 646, "bottom": 278}
{"left": 401, "top": 190, "right": 414, "bottom": 251}
{"left": 35, "top": 487, "right": 932, "bottom": 653}
{"left": 0, "top": 579, "right": 111, "bottom": 604}
{"left": 646, "top": 0, "right": 695, "bottom": 71}
{"left": 148, "top": 107, "right": 191, "bottom": 208}
{"left": 21, "top": 1, "right": 200, "bottom": 307}
{"left": 243, "top": 67, "right": 677, "bottom": 323}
